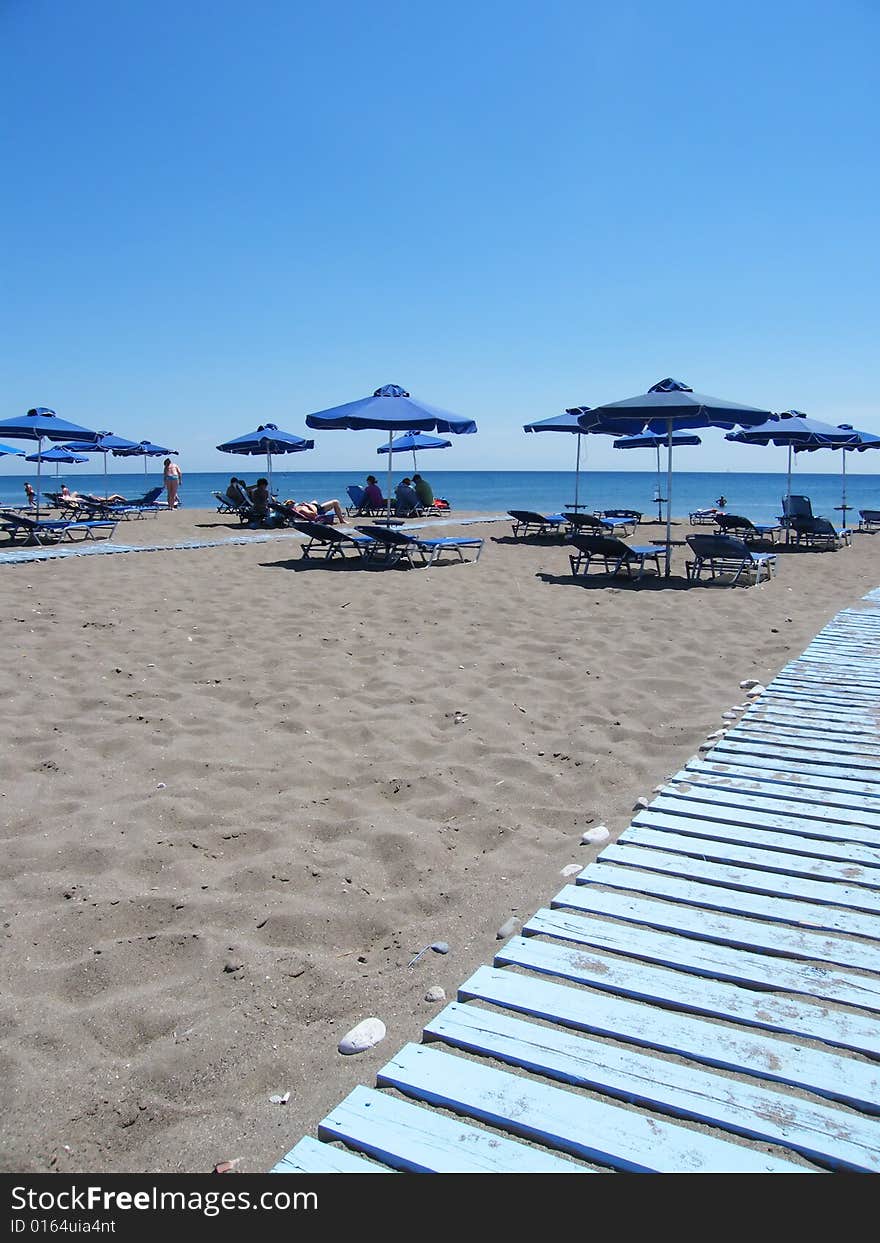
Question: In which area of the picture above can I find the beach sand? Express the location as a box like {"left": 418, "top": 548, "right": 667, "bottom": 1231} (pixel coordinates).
{"left": 2, "top": 507, "right": 878, "bottom": 1173}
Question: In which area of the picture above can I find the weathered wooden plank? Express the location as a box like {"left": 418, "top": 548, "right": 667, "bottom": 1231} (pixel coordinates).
{"left": 644, "top": 786, "right": 880, "bottom": 841}
{"left": 700, "top": 742, "right": 880, "bottom": 784}
{"left": 578, "top": 859, "right": 880, "bottom": 938}
{"left": 496, "top": 935, "right": 880, "bottom": 1058}
{"left": 460, "top": 966, "right": 880, "bottom": 1113}
{"left": 552, "top": 884, "right": 880, "bottom": 973}
{"left": 377, "top": 1043, "right": 806, "bottom": 1173}
{"left": 425, "top": 1002, "right": 880, "bottom": 1172}
{"left": 724, "top": 723, "right": 880, "bottom": 759}
{"left": 317, "top": 1084, "right": 585, "bottom": 1172}
{"left": 748, "top": 703, "right": 880, "bottom": 731}
{"left": 677, "top": 760, "right": 880, "bottom": 810}
{"left": 712, "top": 733, "right": 880, "bottom": 771}
{"left": 600, "top": 842, "right": 880, "bottom": 914}
{"left": 626, "top": 816, "right": 880, "bottom": 879}
{"left": 773, "top": 675, "right": 880, "bottom": 700}
{"left": 271, "top": 1135, "right": 392, "bottom": 1173}
{"left": 524, "top": 905, "right": 880, "bottom": 1012}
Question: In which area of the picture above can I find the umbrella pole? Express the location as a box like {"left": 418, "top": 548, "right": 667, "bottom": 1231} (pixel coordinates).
{"left": 574, "top": 434, "right": 582, "bottom": 509}
{"left": 103, "top": 450, "right": 108, "bottom": 499}
{"left": 785, "top": 445, "right": 792, "bottom": 545}
{"left": 412, "top": 448, "right": 417, "bottom": 474}
{"left": 267, "top": 450, "right": 273, "bottom": 497}
{"left": 841, "top": 449, "right": 847, "bottom": 528}
{"left": 665, "top": 421, "right": 673, "bottom": 577}
{"left": 655, "top": 444, "right": 663, "bottom": 522}
{"left": 36, "top": 439, "right": 42, "bottom": 520}
{"left": 386, "top": 431, "right": 393, "bottom": 521}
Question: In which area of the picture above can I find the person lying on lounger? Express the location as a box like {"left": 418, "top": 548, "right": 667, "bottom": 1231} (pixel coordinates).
{"left": 281, "top": 497, "right": 347, "bottom": 524}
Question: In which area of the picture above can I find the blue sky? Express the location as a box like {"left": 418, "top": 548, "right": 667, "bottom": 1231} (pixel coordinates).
{"left": 2, "top": 0, "right": 877, "bottom": 474}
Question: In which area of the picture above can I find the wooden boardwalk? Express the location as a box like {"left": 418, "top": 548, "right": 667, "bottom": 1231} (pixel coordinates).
{"left": 273, "top": 594, "right": 880, "bottom": 1174}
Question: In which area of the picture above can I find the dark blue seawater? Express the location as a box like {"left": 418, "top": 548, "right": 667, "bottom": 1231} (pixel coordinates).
{"left": 2, "top": 469, "right": 877, "bottom": 526}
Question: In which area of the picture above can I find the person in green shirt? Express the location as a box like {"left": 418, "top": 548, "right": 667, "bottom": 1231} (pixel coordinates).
{"left": 412, "top": 473, "right": 434, "bottom": 508}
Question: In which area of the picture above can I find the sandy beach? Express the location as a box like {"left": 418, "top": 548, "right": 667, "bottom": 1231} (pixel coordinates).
{"left": 2, "top": 506, "right": 879, "bottom": 1173}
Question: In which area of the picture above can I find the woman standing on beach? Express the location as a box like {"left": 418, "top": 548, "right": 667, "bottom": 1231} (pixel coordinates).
{"left": 163, "top": 457, "right": 182, "bottom": 508}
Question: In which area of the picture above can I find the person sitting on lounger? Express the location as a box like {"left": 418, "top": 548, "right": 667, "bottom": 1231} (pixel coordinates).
{"left": 281, "top": 497, "right": 347, "bottom": 524}
{"left": 412, "top": 473, "right": 434, "bottom": 508}
{"left": 226, "top": 477, "right": 250, "bottom": 505}
{"left": 363, "top": 475, "right": 385, "bottom": 509}
{"left": 247, "top": 478, "right": 271, "bottom": 520}
{"left": 395, "top": 478, "right": 420, "bottom": 516}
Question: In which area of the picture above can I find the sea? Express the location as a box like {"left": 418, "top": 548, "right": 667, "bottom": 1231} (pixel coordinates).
{"left": 1, "top": 469, "right": 875, "bottom": 527}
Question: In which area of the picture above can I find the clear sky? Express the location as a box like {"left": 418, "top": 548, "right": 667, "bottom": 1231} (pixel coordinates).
{"left": 2, "top": 0, "right": 877, "bottom": 475}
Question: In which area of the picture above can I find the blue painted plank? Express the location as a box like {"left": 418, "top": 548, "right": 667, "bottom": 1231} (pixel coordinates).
{"left": 460, "top": 965, "right": 880, "bottom": 1113}
{"left": 524, "top": 905, "right": 880, "bottom": 1012}
{"left": 377, "top": 1043, "right": 806, "bottom": 1172}
{"left": 711, "top": 733, "right": 880, "bottom": 772}
{"left": 425, "top": 1002, "right": 880, "bottom": 1172}
{"left": 735, "top": 718, "right": 880, "bottom": 749}
{"left": 774, "top": 674, "right": 880, "bottom": 698}
{"left": 496, "top": 935, "right": 880, "bottom": 1058}
{"left": 317, "top": 1084, "right": 585, "bottom": 1172}
{"left": 700, "top": 742, "right": 879, "bottom": 784}
{"left": 271, "top": 1135, "right": 392, "bottom": 1173}
{"left": 724, "top": 724, "right": 880, "bottom": 760}
{"left": 552, "top": 883, "right": 880, "bottom": 973}
{"left": 749, "top": 705, "right": 879, "bottom": 732}
{"left": 643, "top": 787, "right": 880, "bottom": 842}
{"left": 600, "top": 842, "right": 880, "bottom": 914}
{"left": 625, "top": 817, "right": 880, "bottom": 881}
{"left": 580, "top": 858, "right": 880, "bottom": 938}
{"left": 677, "top": 760, "right": 880, "bottom": 810}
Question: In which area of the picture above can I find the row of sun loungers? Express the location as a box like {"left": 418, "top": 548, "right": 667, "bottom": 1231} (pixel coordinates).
{"left": 0, "top": 509, "right": 119, "bottom": 545}
{"left": 292, "top": 520, "right": 483, "bottom": 568}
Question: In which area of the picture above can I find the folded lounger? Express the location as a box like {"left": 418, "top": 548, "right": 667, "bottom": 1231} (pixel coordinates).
{"left": 686, "top": 533, "right": 776, "bottom": 585}
{"left": 689, "top": 508, "right": 719, "bottom": 525}
{"left": 291, "top": 520, "right": 376, "bottom": 560}
{"left": 0, "top": 510, "right": 118, "bottom": 545}
{"left": 858, "top": 509, "right": 880, "bottom": 532}
{"left": 508, "top": 510, "right": 566, "bottom": 538}
{"left": 355, "top": 525, "right": 483, "bottom": 568}
{"left": 714, "top": 513, "right": 781, "bottom": 543}
{"left": 568, "top": 533, "right": 663, "bottom": 582}
{"left": 788, "top": 516, "right": 852, "bottom": 550}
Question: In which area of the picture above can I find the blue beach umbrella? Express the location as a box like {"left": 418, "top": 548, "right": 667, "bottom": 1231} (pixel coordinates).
{"left": 0, "top": 443, "right": 25, "bottom": 457}
{"left": 111, "top": 439, "right": 179, "bottom": 478}
{"left": 376, "top": 429, "right": 452, "bottom": 475}
{"left": 216, "top": 423, "right": 314, "bottom": 493}
{"left": 792, "top": 423, "right": 880, "bottom": 527}
{"left": 25, "top": 444, "right": 89, "bottom": 479}
{"left": 613, "top": 430, "right": 702, "bottom": 522}
{"left": 726, "top": 413, "right": 860, "bottom": 540}
{"left": 64, "top": 431, "right": 141, "bottom": 500}
{"left": 523, "top": 408, "right": 595, "bottom": 511}
{"left": 305, "top": 384, "right": 477, "bottom": 520}
{"left": 0, "top": 408, "right": 100, "bottom": 517}
{"left": 580, "top": 379, "right": 775, "bottom": 576}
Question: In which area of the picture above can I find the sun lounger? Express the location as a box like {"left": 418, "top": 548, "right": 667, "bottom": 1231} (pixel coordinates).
{"left": 597, "top": 509, "right": 642, "bottom": 535}
{"left": 563, "top": 513, "right": 616, "bottom": 535}
{"left": 685, "top": 534, "right": 776, "bottom": 585}
{"left": 568, "top": 533, "right": 663, "bottom": 582}
{"left": 858, "top": 510, "right": 880, "bottom": 532}
{"left": 346, "top": 485, "right": 388, "bottom": 516}
{"left": 508, "top": 510, "right": 566, "bottom": 539}
{"left": 0, "top": 510, "right": 118, "bottom": 546}
{"left": 787, "top": 516, "right": 851, "bottom": 550}
{"left": 714, "top": 513, "right": 781, "bottom": 543}
{"left": 355, "top": 525, "right": 483, "bottom": 568}
{"left": 291, "top": 520, "right": 376, "bottom": 560}
{"left": 689, "top": 508, "right": 719, "bottom": 525}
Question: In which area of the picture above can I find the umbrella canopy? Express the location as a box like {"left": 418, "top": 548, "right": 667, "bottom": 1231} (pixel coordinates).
{"left": 613, "top": 430, "right": 702, "bottom": 522}
{"left": 0, "top": 408, "right": 100, "bottom": 517}
{"left": 580, "top": 379, "right": 774, "bottom": 575}
{"left": 523, "top": 407, "right": 595, "bottom": 510}
{"left": 305, "top": 384, "right": 477, "bottom": 520}
{"left": 25, "top": 444, "right": 89, "bottom": 479}
{"left": 0, "top": 443, "right": 25, "bottom": 456}
{"left": 792, "top": 422, "right": 880, "bottom": 527}
{"left": 216, "top": 423, "right": 314, "bottom": 493}
{"left": 111, "top": 439, "right": 179, "bottom": 476}
{"left": 375, "top": 429, "right": 452, "bottom": 474}
{"left": 64, "top": 431, "right": 142, "bottom": 500}
{"left": 726, "top": 413, "right": 861, "bottom": 539}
